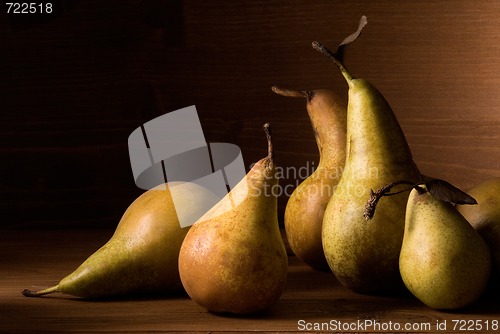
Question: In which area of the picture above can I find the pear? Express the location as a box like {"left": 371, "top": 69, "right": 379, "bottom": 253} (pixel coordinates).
{"left": 178, "top": 124, "right": 288, "bottom": 315}
{"left": 313, "top": 39, "right": 421, "bottom": 293}
{"left": 400, "top": 185, "right": 491, "bottom": 309}
{"left": 272, "top": 86, "right": 347, "bottom": 271}
{"left": 23, "top": 182, "right": 220, "bottom": 298}
{"left": 457, "top": 177, "right": 500, "bottom": 275}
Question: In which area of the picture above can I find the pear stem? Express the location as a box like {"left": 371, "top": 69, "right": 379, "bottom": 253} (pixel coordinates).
{"left": 22, "top": 285, "right": 59, "bottom": 297}
{"left": 271, "top": 85, "right": 309, "bottom": 99}
{"left": 364, "top": 180, "right": 423, "bottom": 220}
{"left": 312, "top": 41, "right": 354, "bottom": 82}
{"left": 263, "top": 123, "right": 273, "bottom": 162}
{"left": 312, "top": 15, "right": 367, "bottom": 83}
{"left": 365, "top": 177, "right": 478, "bottom": 220}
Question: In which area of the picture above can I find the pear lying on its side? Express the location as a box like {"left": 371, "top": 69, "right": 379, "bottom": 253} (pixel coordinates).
{"left": 23, "top": 182, "right": 219, "bottom": 298}
{"left": 457, "top": 177, "right": 500, "bottom": 276}
{"left": 400, "top": 185, "right": 491, "bottom": 310}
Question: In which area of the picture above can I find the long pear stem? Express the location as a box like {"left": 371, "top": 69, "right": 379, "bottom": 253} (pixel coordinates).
{"left": 271, "top": 86, "right": 308, "bottom": 99}
{"left": 22, "top": 285, "right": 59, "bottom": 297}
{"left": 263, "top": 123, "right": 273, "bottom": 162}
{"left": 312, "top": 15, "right": 367, "bottom": 83}
{"left": 312, "top": 41, "right": 354, "bottom": 82}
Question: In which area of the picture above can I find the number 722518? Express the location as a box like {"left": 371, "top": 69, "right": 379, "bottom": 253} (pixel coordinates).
{"left": 6, "top": 3, "right": 53, "bottom": 14}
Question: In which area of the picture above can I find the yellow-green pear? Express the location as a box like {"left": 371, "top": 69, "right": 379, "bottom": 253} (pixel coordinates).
{"left": 272, "top": 86, "right": 347, "bottom": 271}
{"left": 23, "top": 182, "right": 219, "bottom": 298}
{"left": 400, "top": 185, "right": 491, "bottom": 309}
{"left": 313, "top": 40, "right": 421, "bottom": 293}
{"left": 457, "top": 177, "right": 500, "bottom": 275}
{"left": 178, "top": 124, "right": 288, "bottom": 315}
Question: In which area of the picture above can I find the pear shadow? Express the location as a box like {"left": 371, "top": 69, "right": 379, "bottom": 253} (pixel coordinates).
{"left": 78, "top": 289, "right": 191, "bottom": 303}
{"left": 438, "top": 286, "right": 500, "bottom": 316}
{"left": 284, "top": 270, "right": 338, "bottom": 292}
{"left": 206, "top": 309, "right": 275, "bottom": 320}
{"left": 26, "top": 290, "right": 191, "bottom": 303}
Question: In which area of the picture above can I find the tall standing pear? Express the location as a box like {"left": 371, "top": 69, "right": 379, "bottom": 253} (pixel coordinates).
{"left": 313, "top": 38, "right": 421, "bottom": 293}
{"left": 178, "top": 124, "right": 288, "bottom": 315}
{"left": 272, "top": 86, "right": 347, "bottom": 271}
{"left": 400, "top": 186, "right": 491, "bottom": 309}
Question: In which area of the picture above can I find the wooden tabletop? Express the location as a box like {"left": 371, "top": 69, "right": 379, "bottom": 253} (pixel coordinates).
{"left": 1, "top": 229, "right": 499, "bottom": 333}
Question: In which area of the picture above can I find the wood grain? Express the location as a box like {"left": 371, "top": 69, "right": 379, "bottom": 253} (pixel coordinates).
{"left": 1, "top": 229, "right": 499, "bottom": 333}
{"left": 1, "top": 0, "right": 499, "bottom": 228}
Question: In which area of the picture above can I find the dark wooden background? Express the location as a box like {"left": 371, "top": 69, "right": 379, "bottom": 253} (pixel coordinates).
{"left": 1, "top": 0, "right": 499, "bottom": 229}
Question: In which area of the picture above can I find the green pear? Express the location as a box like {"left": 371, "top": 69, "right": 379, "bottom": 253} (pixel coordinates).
{"left": 272, "top": 86, "right": 347, "bottom": 271}
{"left": 400, "top": 185, "right": 491, "bottom": 309}
{"left": 313, "top": 41, "right": 421, "bottom": 293}
{"left": 457, "top": 177, "right": 500, "bottom": 275}
{"left": 22, "top": 182, "right": 220, "bottom": 298}
{"left": 178, "top": 124, "right": 288, "bottom": 315}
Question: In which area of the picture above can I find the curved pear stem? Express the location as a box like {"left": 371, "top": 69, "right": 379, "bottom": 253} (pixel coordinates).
{"left": 364, "top": 177, "right": 478, "bottom": 220}
{"left": 311, "top": 15, "right": 367, "bottom": 83}
{"left": 22, "top": 285, "right": 59, "bottom": 297}
{"left": 312, "top": 41, "right": 354, "bottom": 83}
{"left": 263, "top": 123, "right": 273, "bottom": 163}
{"left": 364, "top": 180, "right": 423, "bottom": 221}
{"left": 271, "top": 85, "right": 309, "bottom": 99}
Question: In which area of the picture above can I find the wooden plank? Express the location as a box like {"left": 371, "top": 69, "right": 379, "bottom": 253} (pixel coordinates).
{"left": 1, "top": 0, "right": 498, "bottom": 229}
{"left": 1, "top": 229, "right": 499, "bottom": 333}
